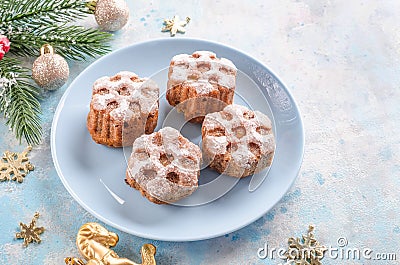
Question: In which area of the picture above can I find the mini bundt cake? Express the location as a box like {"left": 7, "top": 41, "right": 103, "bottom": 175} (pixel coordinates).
{"left": 202, "top": 104, "right": 275, "bottom": 178}
{"left": 125, "top": 127, "right": 202, "bottom": 204}
{"left": 166, "top": 51, "right": 237, "bottom": 123}
{"left": 87, "top": 71, "right": 159, "bottom": 147}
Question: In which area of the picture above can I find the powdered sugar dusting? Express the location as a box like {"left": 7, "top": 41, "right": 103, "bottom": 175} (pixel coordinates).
{"left": 91, "top": 71, "right": 159, "bottom": 120}
{"left": 127, "top": 127, "right": 202, "bottom": 203}
{"left": 168, "top": 51, "right": 237, "bottom": 95}
{"left": 203, "top": 104, "right": 275, "bottom": 168}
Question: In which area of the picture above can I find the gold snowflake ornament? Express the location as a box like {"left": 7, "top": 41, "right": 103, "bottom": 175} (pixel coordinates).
{"left": 0, "top": 146, "right": 34, "bottom": 183}
{"left": 283, "top": 225, "right": 327, "bottom": 265}
{"left": 162, "top": 15, "right": 190, "bottom": 36}
{"left": 16, "top": 212, "right": 45, "bottom": 247}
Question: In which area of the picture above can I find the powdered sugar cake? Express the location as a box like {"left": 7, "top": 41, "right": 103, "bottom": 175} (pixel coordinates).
{"left": 87, "top": 71, "right": 159, "bottom": 147}
{"left": 202, "top": 104, "right": 275, "bottom": 178}
{"left": 166, "top": 51, "right": 237, "bottom": 123}
{"left": 125, "top": 127, "right": 202, "bottom": 204}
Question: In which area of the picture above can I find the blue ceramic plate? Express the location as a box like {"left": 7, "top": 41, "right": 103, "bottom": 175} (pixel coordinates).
{"left": 51, "top": 38, "right": 304, "bottom": 241}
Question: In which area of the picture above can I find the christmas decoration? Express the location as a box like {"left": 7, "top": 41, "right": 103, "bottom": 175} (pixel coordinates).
{"left": 32, "top": 44, "right": 69, "bottom": 90}
{"left": 15, "top": 212, "right": 45, "bottom": 247}
{"left": 1, "top": 0, "right": 112, "bottom": 60}
{"left": 0, "top": 0, "right": 113, "bottom": 145}
{"left": 65, "top": 222, "right": 157, "bottom": 265}
{"left": 282, "top": 225, "right": 327, "bottom": 265}
{"left": 162, "top": 15, "right": 191, "bottom": 36}
{"left": 65, "top": 257, "right": 86, "bottom": 265}
{"left": 0, "top": 146, "right": 34, "bottom": 183}
{"left": 0, "top": 35, "right": 11, "bottom": 60}
{"left": 0, "top": 58, "right": 42, "bottom": 144}
{"left": 88, "top": 0, "right": 130, "bottom": 32}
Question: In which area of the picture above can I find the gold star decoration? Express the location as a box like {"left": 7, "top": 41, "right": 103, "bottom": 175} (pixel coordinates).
{"left": 283, "top": 225, "right": 327, "bottom": 265}
{"left": 161, "top": 15, "right": 190, "bottom": 36}
{"left": 0, "top": 146, "right": 34, "bottom": 183}
{"left": 15, "top": 212, "right": 45, "bottom": 247}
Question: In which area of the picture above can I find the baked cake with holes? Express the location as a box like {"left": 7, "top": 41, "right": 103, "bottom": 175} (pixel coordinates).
{"left": 87, "top": 71, "right": 159, "bottom": 147}
{"left": 125, "top": 127, "right": 202, "bottom": 204}
{"left": 202, "top": 104, "right": 275, "bottom": 178}
{"left": 166, "top": 51, "right": 237, "bottom": 123}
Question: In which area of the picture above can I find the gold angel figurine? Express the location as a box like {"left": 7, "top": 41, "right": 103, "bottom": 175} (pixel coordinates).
{"left": 65, "top": 222, "right": 156, "bottom": 265}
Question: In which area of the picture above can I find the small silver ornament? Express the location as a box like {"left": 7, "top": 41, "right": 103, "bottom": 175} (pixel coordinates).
{"left": 32, "top": 44, "right": 69, "bottom": 90}
{"left": 94, "top": 0, "right": 129, "bottom": 32}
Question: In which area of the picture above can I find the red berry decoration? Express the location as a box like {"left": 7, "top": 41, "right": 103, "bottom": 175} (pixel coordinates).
{"left": 0, "top": 35, "right": 11, "bottom": 60}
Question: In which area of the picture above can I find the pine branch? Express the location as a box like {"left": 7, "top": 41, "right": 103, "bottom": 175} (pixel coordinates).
{"left": 0, "top": 57, "right": 42, "bottom": 145}
{"left": 9, "top": 24, "right": 113, "bottom": 60}
{"left": 0, "top": 0, "right": 91, "bottom": 27}
{"left": 0, "top": 0, "right": 112, "bottom": 61}
{"left": 0, "top": 0, "right": 115, "bottom": 145}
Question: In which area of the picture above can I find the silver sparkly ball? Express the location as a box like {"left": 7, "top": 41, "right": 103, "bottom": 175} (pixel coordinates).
{"left": 95, "top": 0, "right": 129, "bottom": 32}
{"left": 32, "top": 44, "right": 69, "bottom": 90}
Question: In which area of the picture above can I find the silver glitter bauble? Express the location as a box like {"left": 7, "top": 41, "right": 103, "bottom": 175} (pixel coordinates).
{"left": 95, "top": 0, "right": 129, "bottom": 32}
{"left": 32, "top": 44, "right": 69, "bottom": 91}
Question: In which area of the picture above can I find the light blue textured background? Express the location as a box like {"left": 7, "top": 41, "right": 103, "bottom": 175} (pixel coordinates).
{"left": 1, "top": 0, "right": 400, "bottom": 264}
